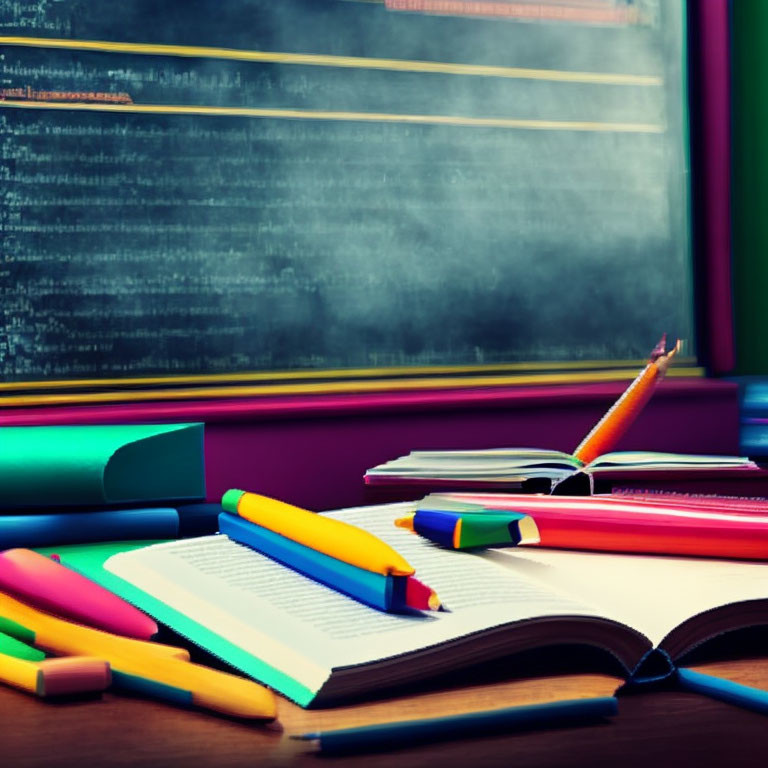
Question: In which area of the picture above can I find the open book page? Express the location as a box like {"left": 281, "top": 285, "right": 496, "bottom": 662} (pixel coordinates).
{"left": 105, "top": 503, "right": 600, "bottom": 696}
{"left": 368, "top": 449, "right": 582, "bottom": 476}
{"left": 586, "top": 451, "right": 754, "bottom": 470}
{"left": 487, "top": 546, "right": 768, "bottom": 648}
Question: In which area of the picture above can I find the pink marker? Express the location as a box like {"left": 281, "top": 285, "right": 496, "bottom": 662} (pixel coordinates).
{"left": 0, "top": 548, "right": 157, "bottom": 640}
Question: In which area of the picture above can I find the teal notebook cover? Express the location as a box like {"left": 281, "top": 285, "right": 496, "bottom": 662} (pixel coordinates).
{"left": 0, "top": 424, "right": 205, "bottom": 507}
{"left": 40, "top": 541, "right": 316, "bottom": 707}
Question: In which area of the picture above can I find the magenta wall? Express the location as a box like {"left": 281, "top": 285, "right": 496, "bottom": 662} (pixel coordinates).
{"left": 1, "top": 378, "right": 739, "bottom": 510}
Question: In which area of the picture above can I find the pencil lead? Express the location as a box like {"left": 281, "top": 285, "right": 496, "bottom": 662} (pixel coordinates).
{"left": 650, "top": 333, "right": 668, "bottom": 361}
{"left": 394, "top": 514, "right": 416, "bottom": 531}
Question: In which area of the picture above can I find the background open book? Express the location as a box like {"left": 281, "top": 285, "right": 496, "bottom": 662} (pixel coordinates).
{"left": 70, "top": 502, "right": 768, "bottom": 709}
{"left": 364, "top": 449, "right": 759, "bottom": 496}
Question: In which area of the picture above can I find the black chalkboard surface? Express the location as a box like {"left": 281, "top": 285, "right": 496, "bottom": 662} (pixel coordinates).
{"left": 0, "top": 0, "right": 693, "bottom": 385}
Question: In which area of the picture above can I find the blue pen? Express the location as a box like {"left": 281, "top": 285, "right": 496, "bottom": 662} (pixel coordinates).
{"left": 291, "top": 696, "right": 618, "bottom": 754}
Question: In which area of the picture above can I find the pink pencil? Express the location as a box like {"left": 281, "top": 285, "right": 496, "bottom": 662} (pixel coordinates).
{"left": 0, "top": 549, "right": 157, "bottom": 640}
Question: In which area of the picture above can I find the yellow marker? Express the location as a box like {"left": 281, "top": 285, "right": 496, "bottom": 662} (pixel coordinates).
{"left": 0, "top": 591, "right": 277, "bottom": 720}
{"left": 222, "top": 490, "right": 415, "bottom": 576}
{"left": 0, "top": 651, "right": 111, "bottom": 698}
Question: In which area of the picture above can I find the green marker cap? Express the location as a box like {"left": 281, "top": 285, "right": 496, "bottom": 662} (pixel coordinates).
{"left": 221, "top": 488, "right": 247, "bottom": 514}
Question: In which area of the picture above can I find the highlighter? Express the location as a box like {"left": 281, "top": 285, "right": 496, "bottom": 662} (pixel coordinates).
{"left": 222, "top": 490, "right": 414, "bottom": 576}
{"left": 0, "top": 548, "right": 158, "bottom": 640}
{"left": 396, "top": 509, "right": 540, "bottom": 550}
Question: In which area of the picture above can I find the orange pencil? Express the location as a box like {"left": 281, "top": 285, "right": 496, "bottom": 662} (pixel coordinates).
{"left": 572, "top": 335, "right": 681, "bottom": 465}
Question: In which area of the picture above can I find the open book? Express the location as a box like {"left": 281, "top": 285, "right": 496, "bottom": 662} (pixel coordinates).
{"left": 100, "top": 502, "right": 768, "bottom": 708}
{"left": 364, "top": 449, "right": 758, "bottom": 495}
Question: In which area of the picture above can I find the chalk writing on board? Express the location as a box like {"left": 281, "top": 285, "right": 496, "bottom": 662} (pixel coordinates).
{"left": 1, "top": 0, "right": 691, "bottom": 382}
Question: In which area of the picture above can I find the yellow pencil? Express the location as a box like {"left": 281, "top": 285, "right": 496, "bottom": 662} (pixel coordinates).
{"left": 222, "top": 489, "right": 415, "bottom": 576}
{"left": 0, "top": 651, "right": 111, "bottom": 697}
{"left": 0, "top": 591, "right": 277, "bottom": 720}
{"left": 0, "top": 602, "right": 189, "bottom": 662}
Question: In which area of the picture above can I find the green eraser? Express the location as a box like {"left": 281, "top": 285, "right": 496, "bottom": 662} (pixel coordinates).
{"left": 221, "top": 489, "right": 247, "bottom": 514}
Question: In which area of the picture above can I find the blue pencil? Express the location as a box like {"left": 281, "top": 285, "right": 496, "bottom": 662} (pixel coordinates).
{"left": 677, "top": 668, "right": 768, "bottom": 715}
{"left": 291, "top": 696, "right": 618, "bottom": 754}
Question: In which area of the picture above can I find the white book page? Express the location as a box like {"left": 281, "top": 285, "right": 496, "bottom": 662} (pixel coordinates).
{"left": 372, "top": 449, "right": 578, "bottom": 473}
{"left": 587, "top": 451, "right": 752, "bottom": 470}
{"left": 487, "top": 546, "right": 768, "bottom": 647}
{"left": 106, "top": 503, "right": 599, "bottom": 694}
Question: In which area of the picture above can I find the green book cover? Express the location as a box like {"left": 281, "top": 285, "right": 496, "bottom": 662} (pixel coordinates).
{"left": 0, "top": 423, "right": 205, "bottom": 508}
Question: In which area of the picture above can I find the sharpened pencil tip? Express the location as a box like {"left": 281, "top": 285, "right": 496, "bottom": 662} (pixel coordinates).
{"left": 394, "top": 515, "right": 415, "bottom": 531}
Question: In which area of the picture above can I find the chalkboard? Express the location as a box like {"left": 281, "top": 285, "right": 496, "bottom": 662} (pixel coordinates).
{"left": 0, "top": 0, "right": 693, "bottom": 384}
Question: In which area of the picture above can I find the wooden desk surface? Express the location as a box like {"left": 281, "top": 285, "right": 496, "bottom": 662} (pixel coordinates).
{"left": 3, "top": 657, "right": 768, "bottom": 768}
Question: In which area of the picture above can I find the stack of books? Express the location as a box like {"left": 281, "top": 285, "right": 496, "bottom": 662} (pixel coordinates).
{"left": 0, "top": 423, "right": 218, "bottom": 548}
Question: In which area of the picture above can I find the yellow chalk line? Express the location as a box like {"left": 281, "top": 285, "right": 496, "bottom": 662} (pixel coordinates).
{"left": 0, "top": 36, "right": 663, "bottom": 86}
{"left": 0, "top": 358, "right": 700, "bottom": 392}
{"left": 0, "top": 367, "right": 705, "bottom": 407}
{"left": 0, "top": 99, "right": 663, "bottom": 132}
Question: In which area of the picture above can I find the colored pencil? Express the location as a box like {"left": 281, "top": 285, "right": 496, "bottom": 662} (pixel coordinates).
{"left": 404, "top": 576, "right": 441, "bottom": 611}
{"left": 0, "top": 613, "right": 186, "bottom": 662}
{"left": 291, "top": 696, "right": 618, "bottom": 754}
{"left": 222, "top": 489, "right": 414, "bottom": 576}
{"left": 0, "top": 592, "right": 277, "bottom": 720}
{"left": 0, "top": 651, "right": 111, "bottom": 698}
{"left": 572, "top": 335, "right": 680, "bottom": 465}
